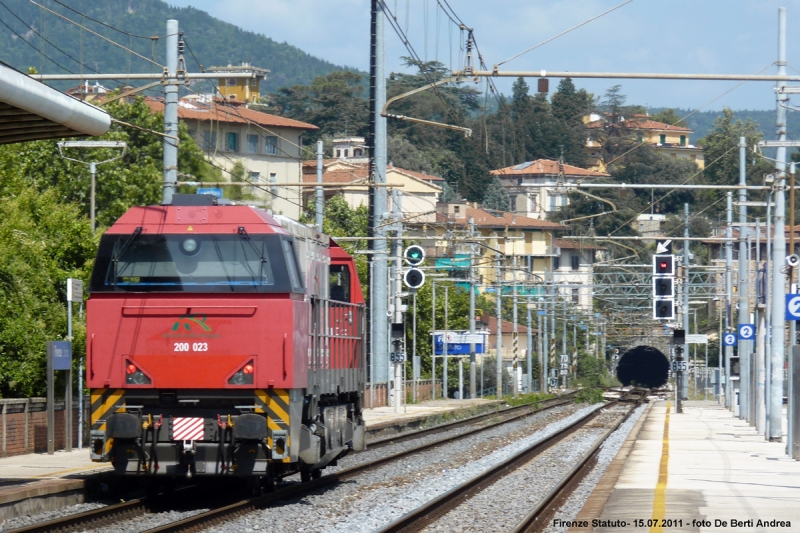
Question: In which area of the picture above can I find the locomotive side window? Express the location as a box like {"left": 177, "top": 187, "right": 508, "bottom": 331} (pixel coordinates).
{"left": 329, "top": 264, "right": 350, "bottom": 302}
{"left": 281, "top": 238, "right": 304, "bottom": 292}
{"left": 90, "top": 233, "right": 301, "bottom": 293}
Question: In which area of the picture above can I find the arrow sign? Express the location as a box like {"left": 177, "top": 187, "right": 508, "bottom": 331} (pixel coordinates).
{"left": 723, "top": 333, "right": 737, "bottom": 347}
{"left": 786, "top": 294, "right": 800, "bottom": 320}
{"left": 656, "top": 239, "right": 673, "bottom": 254}
{"left": 738, "top": 324, "right": 755, "bottom": 340}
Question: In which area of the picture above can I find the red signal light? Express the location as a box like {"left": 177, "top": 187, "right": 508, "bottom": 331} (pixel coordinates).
{"left": 243, "top": 364, "right": 254, "bottom": 374}
{"left": 660, "top": 261, "right": 668, "bottom": 269}
{"left": 126, "top": 364, "right": 137, "bottom": 374}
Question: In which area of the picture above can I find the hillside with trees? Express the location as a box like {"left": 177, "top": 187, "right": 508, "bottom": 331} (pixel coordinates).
{"left": 0, "top": 0, "right": 361, "bottom": 92}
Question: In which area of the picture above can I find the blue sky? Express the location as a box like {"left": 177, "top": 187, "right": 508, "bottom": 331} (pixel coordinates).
{"left": 168, "top": 0, "right": 800, "bottom": 112}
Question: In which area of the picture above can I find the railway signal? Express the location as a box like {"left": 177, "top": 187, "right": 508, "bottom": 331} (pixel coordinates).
{"left": 653, "top": 253, "right": 675, "bottom": 320}
{"left": 404, "top": 245, "right": 425, "bottom": 266}
{"left": 404, "top": 268, "right": 425, "bottom": 289}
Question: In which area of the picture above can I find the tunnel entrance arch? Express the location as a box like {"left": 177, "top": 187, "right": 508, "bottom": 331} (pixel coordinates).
{"left": 616, "top": 345, "right": 670, "bottom": 388}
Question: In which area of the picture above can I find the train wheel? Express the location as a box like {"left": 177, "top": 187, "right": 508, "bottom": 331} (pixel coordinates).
{"left": 300, "top": 470, "right": 312, "bottom": 483}
{"left": 311, "top": 469, "right": 322, "bottom": 480}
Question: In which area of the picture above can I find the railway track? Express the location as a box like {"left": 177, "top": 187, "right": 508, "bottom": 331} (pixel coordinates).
{"left": 7, "top": 392, "right": 579, "bottom": 533}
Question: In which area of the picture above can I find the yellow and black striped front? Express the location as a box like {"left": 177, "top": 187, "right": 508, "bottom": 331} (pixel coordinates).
{"left": 254, "top": 389, "right": 290, "bottom": 461}
{"left": 90, "top": 388, "right": 125, "bottom": 459}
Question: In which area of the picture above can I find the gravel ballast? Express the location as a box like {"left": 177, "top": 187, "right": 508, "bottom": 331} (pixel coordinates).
{"left": 204, "top": 402, "right": 604, "bottom": 533}
{"left": 542, "top": 402, "right": 647, "bottom": 533}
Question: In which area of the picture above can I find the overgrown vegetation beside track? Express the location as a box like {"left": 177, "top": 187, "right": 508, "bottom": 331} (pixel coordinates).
{"left": 575, "top": 388, "right": 606, "bottom": 405}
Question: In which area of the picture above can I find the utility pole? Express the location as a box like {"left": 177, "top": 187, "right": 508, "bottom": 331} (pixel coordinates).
{"left": 431, "top": 283, "right": 436, "bottom": 400}
{"left": 496, "top": 253, "right": 503, "bottom": 399}
{"left": 562, "top": 295, "right": 567, "bottom": 389}
{"left": 162, "top": 20, "right": 180, "bottom": 205}
{"left": 527, "top": 291, "right": 533, "bottom": 393}
{"left": 725, "top": 192, "right": 733, "bottom": 407}
{"left": 513, "top": 255, "right": 519, "bottom": 398}
{"left": 391, "top": 191, "right": 404, "bottom": 414}
{"left": 683, "top": 204, "right": 690, "bottom": 403}
{"left": 539, "top": 300, "right": 545, "bottom": 393}
{"left": 444, "top": 284, "right": 449, "bottom": 398}
{"left": 368, "top": 0, "right": 389, "bottom": 387}
{"left": 738, "top": 135, "right": 751, "bottom": 422}
{"left": 315, "top": 140, "right": 324, "bottom": 232}
{"left": 469, "top": 217, "right": 477, "bottom": 399}
{"left": 770, "top": 6, "right": 787, "bottom": 442}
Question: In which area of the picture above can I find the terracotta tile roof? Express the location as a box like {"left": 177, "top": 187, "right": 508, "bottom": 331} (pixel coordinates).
{"left": 394, "top": 166, "right": 444, "bottom": 181}
{"left": 585, "top": 118, "right": 691, "bottom": 133}
{"left": 491, "top": 159, "right": 609, "bottom": 178}
{"left": 480, "top": 313, "right": 533, "bottom": 334}
{"left": 464, "top": 207, "right": 562, "bottom": 229}
{"left": 302, "top": 168, "right": 369, "bottom": 184}
{"left": 145, "top": 97, "right": 318, "bottom": 130}
{"left": 554, "top": 238, "right": 604, "bottom": 250}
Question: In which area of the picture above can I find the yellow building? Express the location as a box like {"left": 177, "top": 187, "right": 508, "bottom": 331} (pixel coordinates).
{"left": 584, "top": 113, "right": 705, "bottom": 171}
{"left": 209, "top": 62, "right": 269, "bottom": 104}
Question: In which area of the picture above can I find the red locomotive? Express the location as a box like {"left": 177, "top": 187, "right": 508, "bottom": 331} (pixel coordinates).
{"left": 86, "top": 195, "right": 366, "bottom": 490}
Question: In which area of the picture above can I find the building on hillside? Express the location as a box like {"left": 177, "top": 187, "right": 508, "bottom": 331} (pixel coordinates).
{"left": 406, "top": 202, "right": 564, "bottom": 295}
{"left": 66, "top": 81, "right": 114, "bottom": 102}
{"left": 301, "top": 157, "right": 444, "bottom": 223}
{"left": 145, "top": 96, "right": 318, "bottom": 220}
{"left": 584, "top": 113, "right": 705, "bottom": 172}
{"left": 491, "top": 159, "right": 610, "bottom": 220}
{"left": 553, "top": 239, "right": 603, "bottom": 310}
{"left": 331, "top": 137, "right": 369, "bottom": 163}
{"left": 208, "top": 62, "right": 270, "bottom": 104}
{"left": 636, "top": 213, "right": 667, "bottom": 237}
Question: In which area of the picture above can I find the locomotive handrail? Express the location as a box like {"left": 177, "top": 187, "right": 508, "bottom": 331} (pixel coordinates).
{"left": 121, "top": 305, "right": 257, "bottom": 316}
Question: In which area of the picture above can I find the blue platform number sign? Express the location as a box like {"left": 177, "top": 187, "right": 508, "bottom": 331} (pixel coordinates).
{"left": 786, "top": 294, "right": 800, "bottom": 321}
{"left": 723, "top": 333, "right": 737, "bottom": 347}
{"left": 738, "top": 324, "right": 755, "bottom": 341}
{"left": 49, "top": 341, "right": 72, "bottom": 371}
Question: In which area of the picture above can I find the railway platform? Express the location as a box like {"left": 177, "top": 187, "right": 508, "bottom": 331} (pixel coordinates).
{"left": 569, "top": 400, "right": 800, "bottom": 532}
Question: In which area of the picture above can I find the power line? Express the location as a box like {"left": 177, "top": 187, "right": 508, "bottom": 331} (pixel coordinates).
{"left": 50, "top": 0, "right": 165, "bottom": 40}
{"left": 0, "top": 13, "right": 72, "bottom": 74}
{"left": 0, "top": 0, "right": 100, "bottom": 75}
{"left": 28, "top": 0, "right": 164, "bottom": 69}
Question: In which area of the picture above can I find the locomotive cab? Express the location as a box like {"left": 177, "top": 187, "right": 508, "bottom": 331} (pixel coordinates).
{"left": 86, "top": 201, "right": 366, "bottom": 487}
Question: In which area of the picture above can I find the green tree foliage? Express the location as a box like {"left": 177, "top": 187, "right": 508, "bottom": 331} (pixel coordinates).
{"left": 650, "top": 108, "right": 687, "bottom": 128}
{"left": 482, "top": 178, "right": 511, "bottom": 211}
{"left": 271, "top": 71, "right": 368, "bottom": 142}
{"left": 0, "top": 184, "right": 94, "bottom": 398}
{"left": 311, "top": 195, "right": 369, "bottom": 287}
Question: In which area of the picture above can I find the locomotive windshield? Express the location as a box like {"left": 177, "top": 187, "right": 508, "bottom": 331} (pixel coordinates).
{"left": 90, "top": 232, "right": 304, "bottom": 293}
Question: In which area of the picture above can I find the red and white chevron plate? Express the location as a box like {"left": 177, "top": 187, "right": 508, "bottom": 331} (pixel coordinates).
{"left": 172, "top": 417, "right": 205, "bottom": 441}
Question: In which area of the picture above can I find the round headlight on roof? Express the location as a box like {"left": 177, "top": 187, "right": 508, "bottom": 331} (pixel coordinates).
{"left": 182, "top": 238, "right": 199, "bottom": 254}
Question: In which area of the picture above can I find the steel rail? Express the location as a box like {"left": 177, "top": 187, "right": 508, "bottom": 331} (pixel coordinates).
{"left": 511, "top": 404, "right": 639, "bottom": 533}
{"left": 374, "top": 401, "right": 629, "bottom": 533}
{"left": 139, "top": 393, "right": 583, "bottom": 533}
{"left": 7, "top": 498, "right": 147, "bottom": 533}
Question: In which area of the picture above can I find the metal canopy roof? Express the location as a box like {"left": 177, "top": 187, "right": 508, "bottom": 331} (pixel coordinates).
{"left": 0, "top": 62, "right": 110, "bottom": 145}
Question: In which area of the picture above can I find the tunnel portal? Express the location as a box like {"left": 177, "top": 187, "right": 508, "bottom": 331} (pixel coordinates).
{"left": 616, "top": 345, "right": 670, "bottom": 388}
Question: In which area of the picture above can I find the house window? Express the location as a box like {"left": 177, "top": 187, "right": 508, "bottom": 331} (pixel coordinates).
{"left": 529, "top": 193, "right": 538, "bottom": 211}
{"left": 226, "top": 132, "right": 239, "bottom": 152}
{"left": 249, "top": 171, "right": 260, "bottom": 182}
{"left": 269, "top": 172, "right": 278, "bottom": 196}
{"left": 572, "top": 288, "right": 580, "bottom": 303}
{"left": 203, "top": 131, "right": 217, "bottom": 151}
{"left": 571, "top": 255, "right": 580, "bottom": 271}
{"left": 680, "top": 135, "right": 686, "bottom": 146}
{"left": 454, "top": 205, "right": 460, "bottom": 214}
{"left": 247, "top": 134, "right": 259, "bottom": 154}
{"left": 336, "top": 149, "right": 341, "bottom": 157}
{"left": 637, "top": 133, "right": 643, "bottom": 143}
{"left": 659, "top": 134, "right": 666, "bottom": 144}
{"left": 344, "top": 149, "right": 349, "bottom": 158}
{"left": 265, "top": 136, "right": 278, "bottom": 155}
{"left": 227, "top": 78, "right": 237, "bottom": 86}
{"left": 354, "top": 148, "right": 363, "bottom": 157}
{"left": 554, "top": 257, "right": 560, "bottom": 270}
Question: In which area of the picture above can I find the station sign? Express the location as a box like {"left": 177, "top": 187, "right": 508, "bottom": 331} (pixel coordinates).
{"left": 433, "top": 332, "right": 487, "bottom": 355}
{"left": 738, "top": 324, "right": 755, "bottom": 340}
{"left": 723, "top": 332, "right": 737, "bottom": 347}
{"left": 786, "top": 294, "right": 800, "bottom": 320}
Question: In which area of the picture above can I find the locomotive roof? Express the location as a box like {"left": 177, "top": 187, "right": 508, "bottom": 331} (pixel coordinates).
{"left": 106, "top": 205, "right": 289, "bottom": 235}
